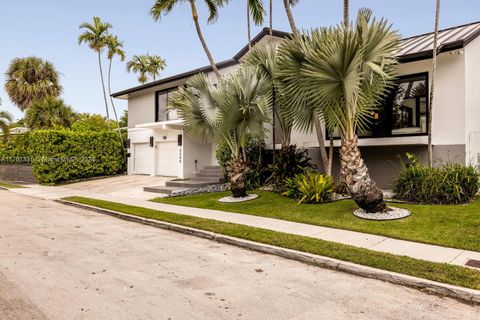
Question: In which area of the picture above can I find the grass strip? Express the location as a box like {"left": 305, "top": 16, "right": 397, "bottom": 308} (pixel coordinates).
{"left": 64, "top": 196, "right": 480, "bottom": 291}
{"left": 154, "top": 191, "right": 480, "bottom": 252}
{"left": 0, "top": 181, "right": 26, "bottom": 189}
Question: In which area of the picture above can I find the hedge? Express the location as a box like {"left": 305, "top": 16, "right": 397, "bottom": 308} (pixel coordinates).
{"left": 28, "top": 130, "right": 124, "bottom": 185}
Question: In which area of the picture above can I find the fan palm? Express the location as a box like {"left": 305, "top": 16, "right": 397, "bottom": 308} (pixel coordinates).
{"left": 151, "top": 0, "right": 227, "bottom": 80}
{"left": 4, "top": 57, "right": 62, "bottom": 112}
{"left": 78, "top": 17, "right": 112, "bottom": 129}
{"left": 106, "top": 35, "right": 126, "bottom": 129}
{"left": 277, "top": 9, "right": 399, "bottom": 213}
{"left": 171, "top": 68, "right": 270, "bottom": 197}
{"left": 25, "top": 97, "right": 76, "bottom": 130}
{"left": 428, "top": 0, "right": 440, "bottom": 167}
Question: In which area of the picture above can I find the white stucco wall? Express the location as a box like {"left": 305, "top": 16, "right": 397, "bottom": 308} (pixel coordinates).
{"left": 465, "top": 36, "right": 480, "bottom": 167}
{"left": 127, "top": 92, "right": 155, "bottom": 129}
{"left": 183, "top": 136, "right": 214, "bottom": 178}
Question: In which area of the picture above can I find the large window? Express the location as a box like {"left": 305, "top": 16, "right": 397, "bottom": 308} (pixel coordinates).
{"left": 155, "top": 88, "right": 178, "bottom": 122}
{"left": 329, "top": 73, "right": 429, "bottom": 139}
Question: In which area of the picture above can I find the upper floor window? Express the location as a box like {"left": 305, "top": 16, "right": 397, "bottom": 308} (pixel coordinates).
{"left": 155, "top": 88, "right": 178, "bottom": 122}
{"left": 329, "top": 73, "right": 429, "bottom": 139}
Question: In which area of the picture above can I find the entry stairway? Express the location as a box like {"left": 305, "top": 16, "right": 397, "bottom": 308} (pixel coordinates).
{"left": 144, "top": 166, "right": 225, "bottom": 195}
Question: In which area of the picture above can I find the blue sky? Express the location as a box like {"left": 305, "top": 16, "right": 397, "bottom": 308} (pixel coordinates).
{"left": 1, "top": 0, "right": 479, "bottom": 120}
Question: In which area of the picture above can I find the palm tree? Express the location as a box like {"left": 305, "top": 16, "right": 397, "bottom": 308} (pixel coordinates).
{"left": 147, "top": 55, "right": 167, "bottom": 81}
{"left": 171, "top": 68, "right": 270, "bottom": 197}
{"left": 246, "top": 0, "right": 266, "bottom": 48}
{"left": 25, "top": 97, "right": 76, "bottom": 130}
{"left": 282, "top": 0, "right": 298, "bottom": 34}
{"left": 269, "top": 0, "right": 273, "bottom": 36}
{"left": 4, "top": 57, "right": 62, "bottom": 111}
{"left": 126, "top": 55, "right": 150, "bottom": 84}
{"left": 277, "top": 9, "right": 399, "bottom": 213}
{"left": 78, "top": 16, "right": 112, "bottom": 129}
{"left": 106, "top": 35, "right": 126, "bottom": 129}
{"left": 0, "top": 99, "right": 13, "bottom": 142}
{"left": 428, "top": 0, "right": 440, "bottom": 167}
{"left": 151, "top": 0, "right": 228, "bottom": 80}
{"left": 343, "top": 0, "right": 349, "bottom": 26}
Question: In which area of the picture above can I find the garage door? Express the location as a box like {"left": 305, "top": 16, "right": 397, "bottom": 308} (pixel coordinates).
{"left": 156, "top": 141, "right": 179, "bottom": 177}
{"left": 134, "top": 143, "right": 150, "bottom": 175}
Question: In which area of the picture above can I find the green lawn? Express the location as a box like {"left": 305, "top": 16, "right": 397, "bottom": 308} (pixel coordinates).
{"left": 63, "top": 196, "right": 480, "bottom": 290}
{"left": 0, "top": 181, "right": 26, "bottom": 189}
{"left": 154, "top": 191, "right": 480, "bottom": 252}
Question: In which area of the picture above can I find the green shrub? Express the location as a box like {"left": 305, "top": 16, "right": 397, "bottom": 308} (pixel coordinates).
{"left": 393, "top": 154, "right": 479, "bottom": 204}
{"left": 283, "top": 171, "right": 335, "bottom": 204}
{"left": 268, "top": 145, "right": 316, "bottom": 192}
{"left": 0, "top": 133, "right": 31, "bottom": 164}
{"left": 28, "top": 129, "right": 124, "bottom": 185}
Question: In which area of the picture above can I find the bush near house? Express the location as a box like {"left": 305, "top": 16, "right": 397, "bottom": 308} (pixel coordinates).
{"left": 393, "top": 154, "right": 479, "bottom": 205}
{"left": 0, "top": 133, "right": 31, "bottom": 164}
{"left": 283, "top": 171, "right": 335, "bottom": 204}
{"left": 29, "top": 129, "right": 124, "bottom": 185}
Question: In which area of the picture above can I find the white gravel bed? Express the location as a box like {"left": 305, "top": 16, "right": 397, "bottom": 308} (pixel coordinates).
{"left": 218, "top": 194, "right": 259, "bottom": 203}
{"left": 353, "top": 207, "right": 411, "bottom": 221}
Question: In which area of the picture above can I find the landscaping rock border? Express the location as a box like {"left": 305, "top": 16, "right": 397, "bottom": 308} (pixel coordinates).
{"left": 218, "top": 194, "right": 259, "bottom": 203}
{"left": 168, "top": 183, "right": 230, "bottom": 198}
{"left": 353, "top": 207, "right": 411, "bottom": 221}
{"left": 57, "top": 199, "right": 480, "bottom": 306}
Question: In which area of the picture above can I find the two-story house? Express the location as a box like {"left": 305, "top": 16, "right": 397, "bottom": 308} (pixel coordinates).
{"left": 113, "top": 22, "right": 480, "bottom": 188}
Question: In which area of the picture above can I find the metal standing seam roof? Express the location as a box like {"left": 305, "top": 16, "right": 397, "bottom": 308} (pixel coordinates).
{"left": 113, "top": 21, "right": 480, "bottom": 98}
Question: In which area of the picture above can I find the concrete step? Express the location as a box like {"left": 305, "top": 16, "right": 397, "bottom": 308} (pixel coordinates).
{"left": 199, "top": 168, "right": 224, "bottom": 174}
{"left": 144, "top": 186, "right": 190, "bottom": 195}
{"left": 191, "top": 176, "right": 225, "bottom": 183}
{"left": 194, "top": 172, "right": 225, "bottom": 179}
{"left": 165, "top": 180, "right": 221, "bottom": 188}
{"left": 204, "top": 166, "right": 223, "bottom": 170}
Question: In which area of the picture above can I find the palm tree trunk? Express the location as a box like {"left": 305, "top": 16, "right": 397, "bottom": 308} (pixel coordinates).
{"left": 269, "top": 0, "right": 273, "bottom": 36}
{"left": 428, "top": 0, "right": 440, "bottom": 167}
{"left": 343, "top": 0, "right": 349, "bottom": 26}
{"left": 189, "top": 0, "right": 221, "bottom": 80}
{"left": 107, "top": 59, "right": 120, "bottom": 128}
{"left": 314, "top": 116, "right": 329, "bottom": 173}
{"left": 327, "top": 132, "right": 334, "bottom": 175}
{"left": 247, "top": 1, "right": 252, "bottom": 49}
{"left": 228, "top": 155, "right": 248, "bottom": 198}
{"left": 341, "top": 135, "right": 387, "bottom": 213}
{"left": 98, "top": 52, "right": 110, "bottom": 130}
{"left": 283, "top": 0, "right": 297, "bottom": 35}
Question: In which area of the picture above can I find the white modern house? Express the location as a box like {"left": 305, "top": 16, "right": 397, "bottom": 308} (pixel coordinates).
{"left": 113, "top": 22, "right": 480, "bottom": 188}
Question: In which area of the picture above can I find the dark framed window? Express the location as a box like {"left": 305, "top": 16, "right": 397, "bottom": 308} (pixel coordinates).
{"left": 155, "top": 88, "right": 177, "bottom": 122}
{"left": 328, "top": 72, "right": 429, "bottom": 139}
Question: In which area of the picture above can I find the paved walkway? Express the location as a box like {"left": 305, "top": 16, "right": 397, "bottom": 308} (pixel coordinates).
{"left": 9, "top": 184, "right": 480, "bottom": 269}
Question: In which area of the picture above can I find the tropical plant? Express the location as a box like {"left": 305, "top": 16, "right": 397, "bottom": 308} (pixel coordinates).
{"left": 242, "top": 44, "right": 293, "bottom": 146}
{"left": 283, "top": 171, "right": 334, "bottom": 204}
{"left": 428, "top": 0, "right": 441, "bottom": 166}
{"left": 126, "top": 54, "right": 166, "bottom": 84}
{"left": 24, "top": 97, "right": 76, "bottom": 130}
{"left": 106, "top": 35, "right": 126, "bottom": 129}
{"left": 71, "top": 113, "right": 113, "bottom": 132}
{"left": 78, "top": 16, "right": 112, "bottom": 129}
{"left": 394, "top": 153, "right": 479, "bottom": 205}
{"left": 171, "top": 68, "right": 271, "bottom": 197}
{"left": 0, "top": 98, "right": 13, "bottom": 142}
{"left": 150, "top": 0, "right": 227, "bottom": 80}
{"left": 4, "top": 57, "right": 62, "bottom": 111}
{"left": 246, "top": 0, "right": 265, "bottom": 48}
{"left": 267, "top": 145, "right": 315, "bottom": 192}
{"left": 276, "top": 9, "right": 399, "bottom": 213}
{"left": 119, "top": 109, "right": 128, "bottom": 128}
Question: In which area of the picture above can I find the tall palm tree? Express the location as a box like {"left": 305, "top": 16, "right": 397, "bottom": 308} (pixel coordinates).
{"left": 126, "top": 55, "right": 150, "bottom": 84}
{"left": 0, "top": 99, "right": 13, "bottom": 142}
{"left": 171, "top": 68, "right": 270, "bottom": 197}
{"left": 147, "top": 55, "right": 167, "bottom": 81}
{"left": 106, "top": 35, "right": 126, "bottom": 129}
{"left": 126, "top": 54, "right": 166, "bottom": 84}
{"left": 277, "top": 9, "right": 399, "bottom": 213}
{"left": 24, "top": 97, "right": 76, "bottom": 130}
{"left": 282, "top": 0, "right": 298, "bottom": 34}
{"left": 151, "top": 0, "right": 227, "bottom": 80}
{"left": 269, "top": 0, "right": 273, "bottom": 36}
{"left": 428, "top": 0, "right": 440, "bottom": 167}
{"left": 246, "top": 0, "right": 266, "bottom": 48}
{"left": 4, "top": 57, "right": 62, "bottom": 111}
{"left": 343, "top": 0, "right": 349, "bottom": 26}
{"left": 78, "top": 17, "right": 112, "bottom": 129}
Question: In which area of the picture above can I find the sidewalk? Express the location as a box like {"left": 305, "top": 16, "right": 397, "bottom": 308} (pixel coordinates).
{"left": 9, "top": 184, "right": 480, "bottom": 269}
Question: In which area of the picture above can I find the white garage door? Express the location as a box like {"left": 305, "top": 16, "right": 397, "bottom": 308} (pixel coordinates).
{"left": 134, "top": 143, "right": 150, "bottom": 175}
{"left": 156, "top": 141, "right": 179, "bottom": 177}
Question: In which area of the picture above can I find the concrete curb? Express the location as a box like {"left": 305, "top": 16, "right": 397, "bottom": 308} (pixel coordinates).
{"left": 56, "top": 199, "right": 480, "bottom": 306}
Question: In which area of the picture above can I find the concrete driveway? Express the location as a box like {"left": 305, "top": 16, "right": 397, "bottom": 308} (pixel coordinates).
{"left": 0, "top": 191, "right": 478, "bottom": 320}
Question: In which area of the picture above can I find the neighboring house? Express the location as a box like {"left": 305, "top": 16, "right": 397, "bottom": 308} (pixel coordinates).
{"left": 113, "top": 22, "right": 480, "bottom": 188}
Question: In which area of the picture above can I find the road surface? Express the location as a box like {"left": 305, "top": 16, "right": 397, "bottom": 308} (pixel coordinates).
{"left": 0, "top": 190, "right": 478, "bottom": 319}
